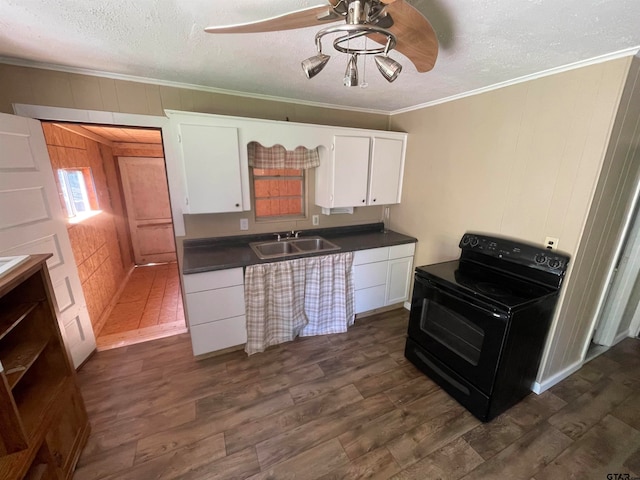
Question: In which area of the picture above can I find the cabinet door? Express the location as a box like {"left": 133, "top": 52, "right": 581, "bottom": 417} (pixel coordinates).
{"left": 355, "top": 285, "right": 386, "bottom": 314}
{"left": 332, "top": 136, "right": 370, "bottom": 207}
{"left": 385, "top": 256, "right": 413, "bottom": 305}
{"left": 368, "top": 137, "right": 404, "bottom": 205}
{"left": 190, "top": 316, "right": 247, "bottom": 355}
{"left": 185, "top": 285, "right": 245, "bottom": 326}
{"left": 180, "top": 124, "right": 243, "bottom": 213}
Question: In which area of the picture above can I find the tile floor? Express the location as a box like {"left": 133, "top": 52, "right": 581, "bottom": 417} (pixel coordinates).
{"left": 96, "top": 263, "right": 187, "bottom": 350}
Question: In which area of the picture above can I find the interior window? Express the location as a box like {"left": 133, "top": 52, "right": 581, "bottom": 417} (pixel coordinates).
{"left": 247, "top": 141, "right": 320, "bottom": 221}
{"left": 56, "top": 168, "right": 100, "bottom": 223}
{"left": 252, "top": 167, "right": 305, "bottom": 219}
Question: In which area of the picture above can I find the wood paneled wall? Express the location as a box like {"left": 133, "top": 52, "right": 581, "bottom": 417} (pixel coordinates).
{"left": 0, "top": 64, "right": 389, "bottom": 131}
{"left": 389, "top": 57, "right": 633, "bottom": 389}
{"left": 541, "top": 55, "right": 640, "bottom": 378}
{"left": 42, "top": 123, "right": 131, "bottom": 335}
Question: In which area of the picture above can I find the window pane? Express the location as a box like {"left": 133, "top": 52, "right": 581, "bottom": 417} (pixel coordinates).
{"left": 67, "top": 170, "right": 90, "bottom": 213}
{"left": 56, "top": 168, "right": 99, "bottom": 219}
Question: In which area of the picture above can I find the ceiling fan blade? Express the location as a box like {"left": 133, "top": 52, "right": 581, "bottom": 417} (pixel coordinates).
{"left": 369, "top": 0, "right": 438, "bottom": 73}
{"left": 205, "top": 5, "right": 339, "bottom": 34}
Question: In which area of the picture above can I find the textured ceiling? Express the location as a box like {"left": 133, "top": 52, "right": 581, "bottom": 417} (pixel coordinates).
{"left": 0, "top": 0, "right": 639, "bottom": 113}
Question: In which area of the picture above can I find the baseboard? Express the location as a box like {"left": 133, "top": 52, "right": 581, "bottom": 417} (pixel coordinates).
{"left": 96, "top": 321, "right": 188, "bottom": 351}
{"left": 404, "top": 301, "right": 411, "bottom": 310}
{"left": 92, "top": 264, "right": 135, "bottom": 337}
{"left": 532, "top": 359, "right": 583, "bottom": 394}
{"left": 613, "top": 329, "right": 632, "bottom": 346}
{"left": 355, "top": 303, "right": 405, "bottom": 320}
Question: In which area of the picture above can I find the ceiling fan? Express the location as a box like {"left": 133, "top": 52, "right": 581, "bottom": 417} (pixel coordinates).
{"left": 205, "top": 0, "right": 438, "bottom": 87}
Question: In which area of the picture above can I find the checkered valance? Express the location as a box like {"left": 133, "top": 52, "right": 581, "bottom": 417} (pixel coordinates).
{"left": 247, "top": 141, "right": 320, "bottom": 169}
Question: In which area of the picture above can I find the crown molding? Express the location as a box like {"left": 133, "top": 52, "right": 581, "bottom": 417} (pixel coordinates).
{"left": 0, "top": 56, "right": 390, "bottom": 116}
{"left": 3, "top": 47, "right": 639, "bottom": 118}
{"left": 390, "top": 47, "right": 640, "bottom": 116}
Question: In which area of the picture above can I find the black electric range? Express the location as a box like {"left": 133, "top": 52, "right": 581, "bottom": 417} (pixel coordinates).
{"left": 405, "top": 232, "right": 570, "bottom": 421}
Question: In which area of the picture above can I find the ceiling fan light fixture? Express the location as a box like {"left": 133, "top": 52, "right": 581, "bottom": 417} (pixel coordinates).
{"left": 301, "top": 53, "right": 331, "bottom": 79}
{"left": 343, "top": 54, "right": 359, "bottom": 87}
{"left": 374, "top": 55, "right": 402, "bottom": 82}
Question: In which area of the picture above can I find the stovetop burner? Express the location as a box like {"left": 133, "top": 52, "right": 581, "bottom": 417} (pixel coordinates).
{"left": 415, "top": 260, "right": 556, "bottom": 310}
{"left": 476, "top": 282, "right": 513, "bottom": 297}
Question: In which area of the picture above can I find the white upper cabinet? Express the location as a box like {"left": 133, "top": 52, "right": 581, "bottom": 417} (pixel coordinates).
{"left": 369, "top": 137, "right": 405, "bottom": 205}
{"left": 315, "top": 132, "right": 407, "bottom": 209}
{"left": 333, "top": 136, "right": 370, "bottom": 207}
{"left": 179, "top": 123, "right": 244, "bottom": 213}
{"left": 165, "top": 110, "right": 406, "bottom": 214}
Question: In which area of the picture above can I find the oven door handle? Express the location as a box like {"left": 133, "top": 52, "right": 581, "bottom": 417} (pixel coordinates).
{"left": 419, "top": 277, "right": 510, "bottom": 321}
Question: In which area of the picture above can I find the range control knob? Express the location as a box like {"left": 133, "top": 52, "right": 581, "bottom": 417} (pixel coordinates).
{"left": 469, "top": 236, "right": 479, "bottom": 247}
{"left": 548, "top": 258, "right": 562, "bottom": 269}
{"left": 461, "top": 235, "right": 470, "bottom": 246}
{"left": 534, "top": 254, "right": 547, "bottom": 265}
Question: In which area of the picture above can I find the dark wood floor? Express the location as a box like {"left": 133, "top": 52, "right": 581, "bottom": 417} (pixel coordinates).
{"left": 73, "top": 309, "right": 640, "bottom": 480}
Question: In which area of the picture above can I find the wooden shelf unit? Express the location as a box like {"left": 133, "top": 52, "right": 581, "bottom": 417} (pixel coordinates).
{"left": 0, "top": 255, "right": 90, "bottom": 480}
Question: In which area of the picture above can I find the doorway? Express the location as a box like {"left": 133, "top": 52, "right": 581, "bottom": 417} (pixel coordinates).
{"left": 40, "top": 122, "right": 186, "bottom": 350}
{"left": 587, "top": 172, "right": 640, "bottom": 359}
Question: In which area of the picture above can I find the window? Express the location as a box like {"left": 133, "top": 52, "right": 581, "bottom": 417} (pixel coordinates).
{"left": 247, "top": 142, "right": 320, "bottom": 221}
{"left": 56, "top": 168, "right": 100, "bottom": 222}
{"left": 253, "top": 167, "right": 304, "bottom": 219}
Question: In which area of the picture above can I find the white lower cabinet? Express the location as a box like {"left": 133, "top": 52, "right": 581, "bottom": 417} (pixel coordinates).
{"left": 353, "top": 243, "right": 416, "bottom": 314}
{"left": 181, "top": 243, "right": 414, "bottom": 355}
{"left": 183, "top": 267, "right": 247, "bottom": 355}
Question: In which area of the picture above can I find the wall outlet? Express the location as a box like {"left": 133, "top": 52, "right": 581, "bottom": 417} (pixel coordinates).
{"left": 312, "top": 215, "right": 319, "bottom": 226}
{"left": 545, "top": 236, "right": 559, "bottom": 250}
{"left": 240, "top": 218, "right": 249, "bottom": 231}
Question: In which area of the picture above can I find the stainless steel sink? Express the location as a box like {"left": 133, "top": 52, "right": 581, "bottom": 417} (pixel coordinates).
{"left": 292, "top": 238, "right": 336, "bottom": 251}
{"left": 250, "top": 236, "right": 341, "bottom": 260}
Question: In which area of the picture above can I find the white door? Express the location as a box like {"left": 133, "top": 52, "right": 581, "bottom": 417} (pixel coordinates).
{"left": 118, "top": 157, "right": 176, "bottom": 265}
{"left": 0, "top": 113, "right": 96, "bottom": 367}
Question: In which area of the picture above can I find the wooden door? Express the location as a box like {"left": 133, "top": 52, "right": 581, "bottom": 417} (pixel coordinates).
{"left": 118, "top": 157, "right": 176, "bottom": 265}
{"left": 0, "top": 112, "right": 96, "bottom": 367}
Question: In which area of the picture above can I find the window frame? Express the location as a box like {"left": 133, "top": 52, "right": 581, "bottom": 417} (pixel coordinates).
{"left": 250, "top": 166, "right": 308, "bottom": 222}
{"left": 56, "top": 167, "right": 101, "bottom": 223}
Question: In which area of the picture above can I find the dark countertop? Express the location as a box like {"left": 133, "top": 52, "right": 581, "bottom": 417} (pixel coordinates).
{"left": 182, "top": 222, "right": 417, "bottom": 274}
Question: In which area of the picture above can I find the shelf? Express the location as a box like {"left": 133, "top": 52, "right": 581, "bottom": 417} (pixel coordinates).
{"left": 0, "top": 303, "right": 38, "bottom": 342}
{"left": 0, "top": 449, "right": 31, "bottom": 479}
{"left": 3, "top": 338, "right": 50, "bottom": 389}
{"left": 0, "top": 256, "right": 89, "bottom": 480}
{"left": 13, "top": 371, "right": 68, "bottom": 442}
{"left": 23, "top": 463, "right": 48, "bottom": 480}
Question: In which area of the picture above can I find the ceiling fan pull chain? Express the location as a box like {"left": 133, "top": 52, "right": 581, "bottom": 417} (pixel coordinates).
{"left": 361, "top": 37, "right": 369, "bottom": 88}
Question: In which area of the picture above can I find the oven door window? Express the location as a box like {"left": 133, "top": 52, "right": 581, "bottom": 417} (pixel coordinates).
{"left": 408, "top": 277, "right": 509, "bottom": 393}
{"left": 420, "top": 299, "right": 484, "bottom": 366}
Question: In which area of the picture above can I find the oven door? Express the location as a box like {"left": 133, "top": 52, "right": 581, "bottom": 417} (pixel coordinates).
{"left": 407, "top": 274, "right": 509, "bottom": 394}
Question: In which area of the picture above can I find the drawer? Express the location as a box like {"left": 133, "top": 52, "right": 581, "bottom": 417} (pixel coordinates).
{"left": 353, "top": 247, "right": 389, "bottom": 266}
{"left": 389, "top": 243, "right": 415, "bottom": 260}
{"left": 185, "top": 285, "right": 245, "bottom": 325}
{"left": 190, "top": 315, "right": 247, "bottom": 355}
{"left": 354, "top": 261, "right": 388, "bottom": 290}
{"left": 355, "top": 285, "right": 386, "bottom": 314}
{"left": 183, "top": 267, "right": 244, "bottom": 294}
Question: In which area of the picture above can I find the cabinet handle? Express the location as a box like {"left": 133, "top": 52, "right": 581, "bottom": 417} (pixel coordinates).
{"left": 362, "top": 199, "right": 365, "bottom": 203}
{"left": 235, "top": 203, "right": 240, "bottom": 207}
{"left": 373, "top": 198, "right": 377, "bottom": 202}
